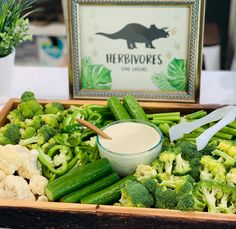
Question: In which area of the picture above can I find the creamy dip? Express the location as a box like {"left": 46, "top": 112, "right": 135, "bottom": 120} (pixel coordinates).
{"left": 99, "top": 122, "right": 160, "bottom": 154}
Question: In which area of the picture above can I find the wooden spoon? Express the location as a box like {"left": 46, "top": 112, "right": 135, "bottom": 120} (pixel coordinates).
{"left": 76, "top": 118, "right": 112, "bottom": 140}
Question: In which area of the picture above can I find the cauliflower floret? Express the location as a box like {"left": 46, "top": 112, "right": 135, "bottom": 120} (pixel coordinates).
{"left": 29, "top": 174, "right": 48, "bottom": 196}
{"left": 0, "top": 171, "right": 6, "bottom": 189}
{"left": 4, "top": 175, "right": 35, "bottom": 201}
{"left": 37, "top": 195, "right": 48, "bottom": 202}
{"left": 0, "top": 188, "right": 16, "bottom": 199}
{"left": 17, "top": 149, "right": 41, "bottom": 179}
{"left": 0, "top": 145, "right": 23, "bottom": 175}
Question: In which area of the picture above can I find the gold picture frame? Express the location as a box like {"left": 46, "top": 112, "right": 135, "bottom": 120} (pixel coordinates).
{"left": 68, "top": 0, "right": 205, "bottom": 102}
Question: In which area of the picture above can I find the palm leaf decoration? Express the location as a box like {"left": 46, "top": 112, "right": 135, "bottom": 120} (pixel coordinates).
{"left": 152, "top": 58, "right": 187, "bottom": 92}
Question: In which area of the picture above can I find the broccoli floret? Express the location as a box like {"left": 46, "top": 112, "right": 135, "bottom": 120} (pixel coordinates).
{"left": 216, "top": 140, "right": 236, "bottom": 158}
{"left": 226, "top": 168, "right": 236, "bottom": 187}
{"left": 212, "top": 149, "right": 236, "bottom": 168}
{"left": 176, "top": 193, "right": 195, "bottom": 211}
{"left": 188, "top": 157, "right": 201, "bottom": 181}
{"left": 200, "top": 155, "right": 226, "bottom": 182}
{"left": 160, "top": 175, "right": 194, "bottom": 191}
{"left": 173, "top": 153, "right": 191, "bottom": 176}
{"left": 119, "top": 180, "right": 154, "bottom": 208}
{"left": 199, "top": 140, "right": 218, "bottom": 156}
{"left": 140, "top": 178, "right": 158, "bottom": 195}
{"left": 154, "top": 175, "right": 195, "bottom": 211}
{"left": 217, "top": 140, "right": 233, "bottom": 153}
{"left": 134, "top": 164, "right": 157, "bottom": 181}
{"left": 176, "top": 141, "right": 201, "bottom": 160}
{"left": 18, "top": 100, "right": 43, "bottom": 119}
{"left": 25, "top": 116, "right": 42, "bottom": 130}
{"left": 0, "top": 123, "right": 21, "bottom": 145}
{"left": 6, "top": 109, "right": 25, "bottom": 128}
{"left": 151, "top": 159, "right": 164, "bottom": 175}
{"left": 0, "top": 134, "right": 10, "bottom": 145}
{"left": 193, "top": 181, "right": 236, "bottom": 213}
{"left": 159, "top": 151, "right": 176, "bottom": 175}
{"left": 44, "top": 102, "right": 65, "bottom": 114}
{"left": 20, "top": 91, "right": 35, "bottom": 102}
{"left": 20, "top": 126, "right": 36, "bottom": 139}
{"left": 154, "top": 186, "right": 178, "bottom": 209}
{"left": 40, "top": 113, "right": 64, "bottom": 128}
{"left": 19, "top": 125, "right": 56, "bottom": 146}
{"left": 175, "top": 141, "right": 202, "bottom": 181}
{"left": 177, "top": 179, "right": 194, "bottom": 194}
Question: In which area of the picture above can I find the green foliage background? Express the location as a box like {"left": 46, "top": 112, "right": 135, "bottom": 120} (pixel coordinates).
{"left": 0, "top": 0, "right": 35, "bottom": 57}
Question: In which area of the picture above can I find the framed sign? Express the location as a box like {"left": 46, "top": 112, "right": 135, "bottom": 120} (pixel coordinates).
{"left": 68, "top": 0, "right": 205, "bottom": 102}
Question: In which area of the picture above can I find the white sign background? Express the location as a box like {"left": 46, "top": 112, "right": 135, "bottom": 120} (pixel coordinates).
{"left": 79, "top": 5, "right": 190, "bottom": 91}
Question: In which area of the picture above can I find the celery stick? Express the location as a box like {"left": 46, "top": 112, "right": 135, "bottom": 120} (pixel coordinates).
{"left": 185, "top": 110, "right": 207, "bottom": 120}
{"left": 150, "top": 120, "right": 174, "bottom": 125}
{"left": 214, "top": 132, "right": 233, "bottom": 140}
{"left": 220, "top": 126, "right": 236, "bottom": 136}
{"left": 176, "top": 137, "right": 196, "bottom": 143}
{"left": 228, "top": 120, "right": 236, "bottom": 129}
{"left": 195, "top": 126, "right": 232, "bottom": 140}
{"left": 147, "top": 112, "right": 180, "bottom": 119}
{"left": 159, "top": 123, "right": 171, "bottom": 137}
{"left": 183, "top": 132, "right": 201, "bottom": 138}
{"left": 152, "top": 116, "right": 181, "bottom": 122}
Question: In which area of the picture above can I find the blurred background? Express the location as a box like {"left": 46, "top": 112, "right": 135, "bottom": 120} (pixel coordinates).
{"left": 15, "top": 0, "right": 236, "bottom": 71}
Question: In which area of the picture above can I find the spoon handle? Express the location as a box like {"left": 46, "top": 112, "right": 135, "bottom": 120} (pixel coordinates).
{"left": 76, "top": 118, "right": 112, "bottom": 140}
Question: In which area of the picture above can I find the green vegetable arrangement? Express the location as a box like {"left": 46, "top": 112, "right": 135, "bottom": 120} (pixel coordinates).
{"left": 0, "top": 0, "right": 35, "bottom": 57}
{"left": 0, "top": 91, "right": 116, "bottom": 181}
{"left": 2, "top": 91, "right": 236, "bottom": 215}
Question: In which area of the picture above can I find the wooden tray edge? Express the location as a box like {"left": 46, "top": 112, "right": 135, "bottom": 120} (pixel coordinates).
{"left": 0, "top": 200, "right": 236, "bottom": 222}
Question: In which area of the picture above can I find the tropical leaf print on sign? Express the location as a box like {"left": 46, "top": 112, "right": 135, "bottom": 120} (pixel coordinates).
{"left": 82, "top": 57, "right": 112, "bottom": 89}
{"left": 152, "top": 72, "right": 178, "bottom": 91}
{"left": 152, "top": 58, "right": 187, "bottom": 92}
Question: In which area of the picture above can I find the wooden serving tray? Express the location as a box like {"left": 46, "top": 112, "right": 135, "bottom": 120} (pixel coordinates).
{"left": 0, "top": 99, "right": 235, "bottom": 228}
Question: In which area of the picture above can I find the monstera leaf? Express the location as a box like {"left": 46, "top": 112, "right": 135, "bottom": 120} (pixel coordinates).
{"left": 167, "top": 58, "right": 186, "bottom": 91}
{"left": 152, "top": 58, "right": 186, "bottom": 92}
{"left": 82, "top": 57, "right": 112, "bottom": 89}
{"left": 152, "top": 72, "right": 177, "bottom": 91}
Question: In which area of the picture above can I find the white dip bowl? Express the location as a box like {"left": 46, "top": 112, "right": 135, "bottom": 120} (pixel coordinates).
{"left": 96, "top": 120, "right": 163, "bottom": 176}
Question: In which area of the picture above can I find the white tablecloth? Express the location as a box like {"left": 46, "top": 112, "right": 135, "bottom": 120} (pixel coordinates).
{"left": 1, "top": 66, "right": 236, "bottom": 111}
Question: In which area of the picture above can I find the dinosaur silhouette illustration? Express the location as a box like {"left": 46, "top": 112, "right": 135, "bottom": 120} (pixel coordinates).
{"left": 96, "top": 23, "right": 169, "bottom": 49}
